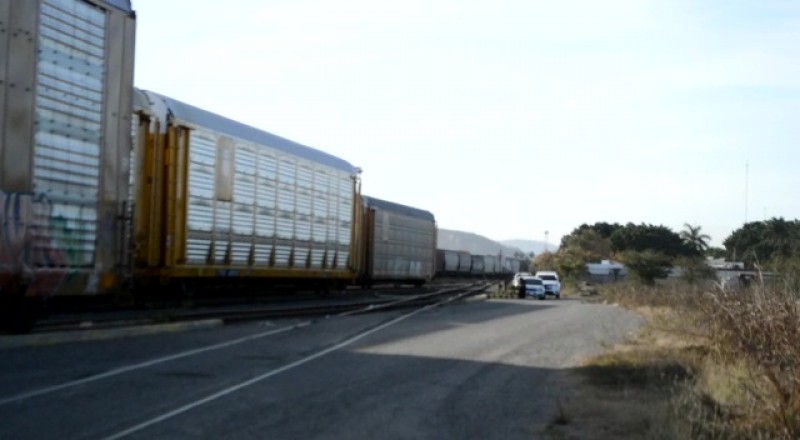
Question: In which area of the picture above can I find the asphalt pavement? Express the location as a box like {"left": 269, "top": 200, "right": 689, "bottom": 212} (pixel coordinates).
{"left": 0, "top": 297, "right": 641, "bottom": 439}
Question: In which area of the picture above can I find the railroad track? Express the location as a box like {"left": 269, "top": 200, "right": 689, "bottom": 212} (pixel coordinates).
{"left": 26, "top": 282, "right": 492, "bottom": 335}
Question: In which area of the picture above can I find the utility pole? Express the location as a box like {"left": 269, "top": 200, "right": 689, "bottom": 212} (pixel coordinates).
{"left": 745, "top": 161, "right": 749, "bottom": 224}
{"left": 544, "top": 230, "right": 549, "bottom": 253}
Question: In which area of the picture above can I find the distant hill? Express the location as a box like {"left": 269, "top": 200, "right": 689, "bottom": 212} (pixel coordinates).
{"left": 437, "top": 229, "right": 525, "bottom": 257}
{"left": 499, "top": 239, "right": 556, "bottom": 256}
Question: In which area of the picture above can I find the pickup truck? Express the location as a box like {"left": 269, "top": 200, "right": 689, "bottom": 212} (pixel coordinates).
{"left": 534, "top": 271, "right": 561, "bottom": 299}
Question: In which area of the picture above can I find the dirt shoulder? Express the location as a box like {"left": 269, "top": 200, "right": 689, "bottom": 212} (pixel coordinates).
{"left": 543, "top": 281, "right": 800, "bottom": 440}
{"left": 541, "top": 305, "right": 699, "bottom": 439}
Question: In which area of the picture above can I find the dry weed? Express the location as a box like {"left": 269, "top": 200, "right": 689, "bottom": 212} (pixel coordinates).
{"left": 701, "top": 283, "right": 800, "bottom": 438}
{"left": 594, "top": 277, "right": 800, "bottom": 439}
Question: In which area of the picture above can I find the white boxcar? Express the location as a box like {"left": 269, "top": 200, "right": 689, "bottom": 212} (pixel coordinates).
{"left": 358, "top": 196, "right": 436, "bottom": 286}
{"left": 132, "top": 90, "right": 361, "bottom": 284}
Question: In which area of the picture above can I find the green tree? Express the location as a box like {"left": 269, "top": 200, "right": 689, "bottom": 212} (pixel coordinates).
{"left": 553, "top": 249, "right": 588, "bottom": 281}
{"left": 561, "top": 229, "right": 612, "bottom": 262}
{"left": 675, "top": 256, "right": 716, "bottom": 284}
{"left": 533, "top": 251, "right": 556, "bottom": 271}
{"left": 620, "top": 250, "right": 672, "bottom": 286}
{"left": 723, "top": 218, "right": 800, "bottom": 265}
{"left": 559, "top": 222, "right": 622, "bottom": 248}
{"left": 680, "top": 223, "right": 710, "bottom": 256}
{"left": 762, "top": 218, "right": 800, "bottom": 260}
{"left": 552, "top": 227, "right": 617, "bottom": 282}
{"left": 610, "top": 223, "right": 693, "bottom": 257}
{"left": 724, "top": 221, "right": 768, "bottom": 263}
{"left": 705, "top": 246, "right": 726, "bottom": 259}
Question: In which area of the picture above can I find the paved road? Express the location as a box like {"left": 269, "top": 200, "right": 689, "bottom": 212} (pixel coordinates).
{"left": 0, "top": 297, "right": 640, "bottom": 439}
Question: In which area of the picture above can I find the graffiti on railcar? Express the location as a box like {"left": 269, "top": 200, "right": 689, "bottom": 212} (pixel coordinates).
{"left": 1, "top": 191, "right": 33, "bottom": 267}
{"left": 0, "top": 190, "right": 87, "bottom": 295}
{"left": 0, "top": 191, "right": 73, "bottom": 266}
{"left": 1, "top": 191, "right": 34, "bottom": 294}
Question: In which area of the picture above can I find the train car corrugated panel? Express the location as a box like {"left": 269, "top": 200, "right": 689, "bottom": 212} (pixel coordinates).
{"left": 133, "top": 91, "right": 358, "bottom": 280}
{"left": 457, "top": 251, "right": 472, "bottom": 273}
{"left": 434, "top": 249, "right": 448, "bottom": 274}
{"left": 504, "top": 258, "right": 521, "bottom": 274}
{"left": 440, "top": 250, "right": 459, "bottom": 272}
{"left": 483, "top": 255, "right": 498, "bottom": 274}
{"left": 1, "top": 0, "right": 135, "bottom": 297}
{"left": 500, "top": 257, "right": 510, "bottom": 273}
{"left": 33, "top": 0, "right": 106, "bottom": 268}
{"left": 470, "top": 256, "right": 485, "bottom": 275}
{"left": 366, "top": 204, "right": 435, "bottom": 281}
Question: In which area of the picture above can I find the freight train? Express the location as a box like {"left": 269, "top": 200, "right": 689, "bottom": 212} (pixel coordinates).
{"left": 435, "top": 249, "right": 529, "bottom": 278}
{"left": 0, "top": 0, "right": 525, "bottom": 331}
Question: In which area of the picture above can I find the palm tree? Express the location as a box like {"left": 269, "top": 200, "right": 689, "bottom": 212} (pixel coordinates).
{"left": 680, "top": 223, "right": 710, "bottom": 255}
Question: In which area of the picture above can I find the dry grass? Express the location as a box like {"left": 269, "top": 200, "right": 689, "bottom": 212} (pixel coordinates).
{"left": 545, "top": 308, "right": 705, "bottom": 439}
{"left": 548, "top": 277, "right": 800, "bottom": 439}
{"left": 701, "top": 283, "right": 800, "bottom": 439}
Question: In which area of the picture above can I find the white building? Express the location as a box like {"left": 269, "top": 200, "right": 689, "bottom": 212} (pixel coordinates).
{"left": 585, "top": 260, "right": 627, "bottom": 283}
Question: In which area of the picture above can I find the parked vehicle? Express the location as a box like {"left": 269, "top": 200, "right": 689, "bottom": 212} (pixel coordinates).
{"left": 511, "top": 272, "right": 532, "bottom": 288}
{"left": 534, "top": 271, "right": 561, "bottom": 299}
{"left": 522, "top": 276, "right": 546, "bottom": 299}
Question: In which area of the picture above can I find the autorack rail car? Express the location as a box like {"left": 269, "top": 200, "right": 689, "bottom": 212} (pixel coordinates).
{"left": 356, "top": 196, "right": 436, "bottom": 287}
{"left": 131, "top": 90, "right": 361, "bottom": 290}
{"left": 0, "top": 0, "right": 136, "bottom": 330}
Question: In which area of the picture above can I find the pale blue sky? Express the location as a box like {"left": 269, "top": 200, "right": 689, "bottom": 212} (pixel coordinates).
{"left": 132, "top": 0, "right": 800, "bottom": 247}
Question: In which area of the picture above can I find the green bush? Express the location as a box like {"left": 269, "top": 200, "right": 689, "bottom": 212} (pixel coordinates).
{"left": 619, "top": 250, "right": 672, "bottom": 286}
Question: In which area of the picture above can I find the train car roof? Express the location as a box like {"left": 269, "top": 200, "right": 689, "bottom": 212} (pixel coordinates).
{"left": 133, "top": 88, "right": 149, "bottom": 112}
{"left": 101, "top": 0, "right": 132, "bottom": 12}
{"left": 136, "top": 88, "right": 359, "bottom": 174}
{"left": 363, "top": 196, "right": 435, "bottom": 222}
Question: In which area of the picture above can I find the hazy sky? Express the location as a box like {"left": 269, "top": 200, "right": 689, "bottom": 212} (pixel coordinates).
{"left": 132, "top": 0, "right": 800, "bottom": 247}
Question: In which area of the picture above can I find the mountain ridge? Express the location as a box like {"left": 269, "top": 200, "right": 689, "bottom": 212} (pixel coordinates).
{"left": 437, "top": 229, "right": 524, "bottom": 257}
{"left": 499, "top": 239, "right": 555, "bottom": 256}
